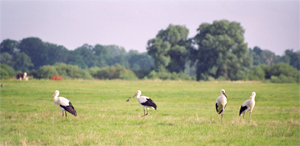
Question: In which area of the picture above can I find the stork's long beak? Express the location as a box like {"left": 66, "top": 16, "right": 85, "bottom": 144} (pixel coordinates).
{"left": 126, "top": 93, "right": 137, "bottom": 102}
{"left": 52, "top": 93, "right": 55, "bottom": 97}
{"left": 223, "top": 93, "right": 227, "bottom": 98}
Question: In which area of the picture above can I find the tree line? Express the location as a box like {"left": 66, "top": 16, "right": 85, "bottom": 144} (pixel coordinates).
{"left": 0, "top": 20, "right": 299, "bottom": 82}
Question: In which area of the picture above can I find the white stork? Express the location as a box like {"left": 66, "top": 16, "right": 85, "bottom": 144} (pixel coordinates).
{"left": 239, "top": 92, "right": 256, "bottom": 119}
{"left": 52, "top": 90, "right": 77, "bottom": 117}
{"left": 215, "top": 89, "right": 228, "bottom": 121}
{"left": 127, "top": 90, "right": 157, "bottom": 117}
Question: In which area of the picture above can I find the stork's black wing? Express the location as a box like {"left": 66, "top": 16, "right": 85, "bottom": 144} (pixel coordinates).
{"left": 239, "top": 105, "right": 248, "bottom": 116}
{"left": 60, "top": 102, "right": 77, "bottom": 117}
{"left": 141, "top": 98, "right": 157, "bottom": 110}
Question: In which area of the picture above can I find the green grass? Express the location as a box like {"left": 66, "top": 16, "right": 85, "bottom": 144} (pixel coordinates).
{"left": 0, "top": 80, "right": 299, "bottom": 145}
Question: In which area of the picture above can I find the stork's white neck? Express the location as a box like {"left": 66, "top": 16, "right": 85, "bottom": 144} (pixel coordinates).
{"left": 53, "top": 94, "right": 59, "bottom": 104}
{"left": 136, "top": 93, "right": 141, "bottom": 99}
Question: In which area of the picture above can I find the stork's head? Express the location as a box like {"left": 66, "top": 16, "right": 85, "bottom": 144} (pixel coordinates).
{"left": 126, "top": 90, "right": 142, "bottom": 102}
{"left": 52, "top": 90, "right": 60, "bottom": 97}
{"left": 134, "top": 90, "right": 142, "bottom": 97}
{"left": 221, "top": 89, "right": 227, "bottom": 98}
{"left": 250, "top": 92, "right": 256, "bottom": 99}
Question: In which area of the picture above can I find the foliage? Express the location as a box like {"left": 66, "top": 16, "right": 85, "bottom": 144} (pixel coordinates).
{"left": 127, "top": 50, "right": 154, "bottom": 71}
{"left": 0, "top": 64, "right": 16, "bottom": 79}
{"left": 0, "top": 52, "right": 34, "bottom": 72}
{"left": 247, "top": 63, "right": 299, "bottom": 83}
{"left": 147, "top": 24, "right": 189, "bottom": 73}
{"left": 37, "top": 65, "right": 58, "bottom": 79}
{"left": 247, "top": 66, "right": 265, "bottom": 81}
{"left": 37, "top": 63, "right": 92, "bottom": 80}
{"left": 12, "top": 52, "right": 34, "bottom": 71}
{"left": 89, "top": 64, "right": 138, "bottom": 80}
{"left": 147, "top": 70, "right": 192, "bottom": 80}
{"left": 282, "top": 49, "right": 300, "bottom": 70}
{"left": 269, "top": 63, "right": 299, "bottom": 83}
{"left": 0, "top": 52, "right": 14, "bottom": 67}
{"left": 193, "top": 20, "right": 251, "bottom": 81}
{"left": 0, "top": 20, "right": 299, "bottom": 82}
{"left": 0, "top": 39, "right": 19, "bottom": 54}
{"left": 19, "top": 37, "right": 48, "bottom": 70}
{"left": 53, "top": 63, "right": 93, "bottom": 80}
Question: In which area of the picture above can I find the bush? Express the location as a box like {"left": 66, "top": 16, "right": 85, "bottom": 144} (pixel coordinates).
{"left": 247, "top": 66, "right": 265, "bottom": 81}
{"left": 91, "top": 64, "right": 138, "bottom": 80}
{"left": 271, "top": 75, "right": 297, "bottom": 83}
{"left": 54, "top": 63, "right": 92, "bottom": 79}
{"left": 37, "top": 63, "right": 93, "bottom": 80}
{"left": 146, "top": 70, "right": 191, "bottom": 80}
{"left": 0, "top": 64, "right": 16, "bottom": 79}
{"left": 269, "top": 63, "right": 299, "bottom": 83}
{"left": 28, "top": 70, "right": 38, "bottom": 79}
{"left": 37, "top": 65, "right": 58, "bottom": 79}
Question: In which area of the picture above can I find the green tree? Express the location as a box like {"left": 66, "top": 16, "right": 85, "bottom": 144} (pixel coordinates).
{"left": 45, "top": 43, "right": 69, "bottom": 65}
{"left": 147, "top": 38, "right": 171, "bottom": 71}
{"left": 260, "top": 50, "right": 278, "bottom": 65}
{"left": 249, "top": 46, "right": 262, "bottom": 65}
{"left": 147, "top": 24, "right": 189, "bottom": 73}
{"left": 0, "top": 52, "right": 14, "bottom": 67}
{"left": 67, "top": 51, "right": 88, "bottom": 69}
{"left": 13, "top": 52, "right": 34, "bottom": 71}
{"left": 0, "top": 64, "right": 16, "bottom": 79}
{"left": 0, "top": 39, "right": 19, "bottom": 54}
{"left": 93, "top": 44, "right": 109, "bottom": 68}
{"left": 127, "top": 50, "right": 154, "bottom": 71}
{"left": 73, "top": 44, "right": 97, "bottom": 68}
{"left": 247, "top": 66, "right": 265, "bottom": 81}
{"left": 193, "top": 20, "right": 251, "bottom": 80}
{"left": 19, "top": 37, "right": 48, "bottom": 70}
{"left": 282, "top": 49, "right": 300, "bottom": 70}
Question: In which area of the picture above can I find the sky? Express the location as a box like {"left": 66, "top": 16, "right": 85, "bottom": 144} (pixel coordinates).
{"left": 0, "top": 0, "right": 299, "bottom": 56}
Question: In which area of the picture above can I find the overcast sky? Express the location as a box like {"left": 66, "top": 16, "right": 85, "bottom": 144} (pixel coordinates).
{"left": 1, "top": 0, "right": 299, "bottom": 55}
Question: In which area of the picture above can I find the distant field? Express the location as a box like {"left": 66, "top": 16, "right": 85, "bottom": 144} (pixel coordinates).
{"left": 0, "top": 80, "right": 299, "bottom": 145}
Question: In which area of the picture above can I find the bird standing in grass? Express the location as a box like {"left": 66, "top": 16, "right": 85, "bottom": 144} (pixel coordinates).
{"left": 52, "top": 90, "right": 77, "bottom": 117}
{"left": 127, "top": 90, "right": 157, "bottom": 117}
{"left": 239, "top": 92, "right": 256, "bottom": 119}
{"left": 216, "top": 89, "right": 227, "bottom": 121}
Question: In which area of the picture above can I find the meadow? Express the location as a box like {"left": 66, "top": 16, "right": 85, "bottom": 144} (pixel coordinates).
{"left": 0, "top": 80, "right": 299, "bottom": 145}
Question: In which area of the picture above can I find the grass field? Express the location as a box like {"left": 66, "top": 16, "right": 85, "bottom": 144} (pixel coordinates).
{"left": 0, "top": 80, "right": 299, "bottom": 145}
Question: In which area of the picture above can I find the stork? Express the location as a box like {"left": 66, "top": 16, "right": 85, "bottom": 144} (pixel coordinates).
{"left": 127, "top": 90, "right": 157, "bottom": 117}
{"left": 215, "top": 89, "right": 227, "bottom": 121}
{"left": 239, "top": 92, "right": 256, "bottom": 119}
{"left": 52, "top": 90, "right": 77, "bottom": 117}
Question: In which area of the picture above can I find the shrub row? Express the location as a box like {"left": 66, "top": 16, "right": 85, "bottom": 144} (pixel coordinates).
{"left": 1, "top": 63, "right": 299, "bottom": 83}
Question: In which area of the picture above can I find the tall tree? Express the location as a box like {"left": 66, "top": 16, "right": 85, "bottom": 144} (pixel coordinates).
{"left": 260, "top": 50, "right": 278, "bottom": 65}
{"left": 283, "top": 49, "right": 300, "bottom": 70}
{"left": 19, "top": 37, "right": 48, "bottom": 70}
{"left": 193, "top": 20, "right": 251, "bottom": 80}
{"left": 93, "top": 44, "right": 109, "bottom": 68}
{"left": 127, "top": 50, "right": 154, "bottom": 71}
{"left": 147, "top": 38, "right": 171, "bottom": 71}
{"left": 13, "top": 52, "right": 34, "bottom": 71}
{"left": 0, "top": 39, "right": 19, "bottom": 54}
{"left": 250, "top": 46, "right": 262, "bottom": 65}
{"left": 147, "top": 24, "right": 189, "bottom": 72}
{"left": 45, "top": 43, "right": 69, "bottom": 65}
{"left": 73, "top": 44, "right": 97, "bottom": 68}
{"left": 0, "top": 52, "right": 14, "bottom": 67}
